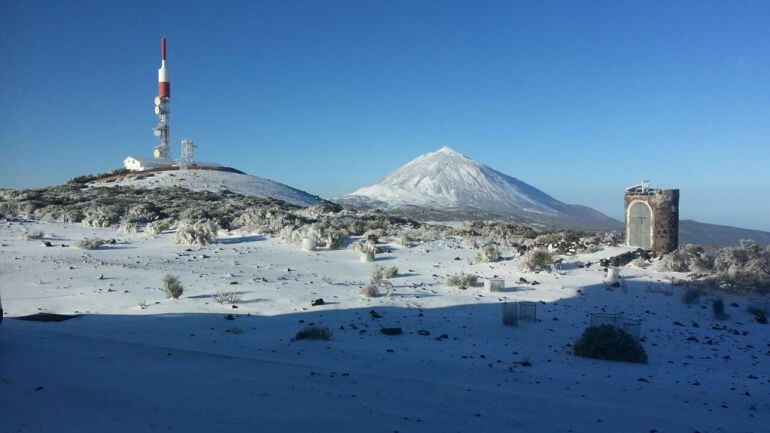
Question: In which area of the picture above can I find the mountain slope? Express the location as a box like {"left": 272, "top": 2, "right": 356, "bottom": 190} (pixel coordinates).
{"left": 679, "top": 219, "right": 770, "bottom": 247}
{"left": 93, "top": 169, "right": 325, "bottom": 207}
{"left": 337, "top": 147, "right": 620, "bottom": 229}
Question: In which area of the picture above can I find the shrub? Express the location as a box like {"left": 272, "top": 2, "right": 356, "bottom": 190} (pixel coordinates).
{"left": 712, "top": 297, "right": 726, "bottom": 319}
{"left": 279, "top": 222, "right": 346, "bottom": 249}
{"left": 226, "top": 327, "right": 243, "bottom": 334}
{"left": 360, "top": 284, "right": 381, "bottom": 297}
{"left": 327, "top": 229, "right": 347, "bottom": 249}
{"left": 535, "top": 232, "right": 562, "bottom": 246}
{"left": 81, "top": 205, "right": 123, "bottom": 228}
{"left": 447, "top": 272, "right": 478, "bottom": 289}
{"left": 384, "top": 266, "right": 398, "bottom": 278}
{"left": 585, "top": 244, "right": 603, "bottom": 254}
{"left": 21, "top": 230, "right": 44, "bottom": 240}
{"left": 474, "top": 245, "right": 501, "bottom": 263}
{"left": 146, "top": 218, "right": 175, "bottom": 235}
{"left": 213, "top": 290, "right": 243, "bottom": 304}
{"left": 118, "top": 221, "right": 139, "bottom": 233}
{"left": 459, "top": 221, "right": 538, "bottom": 247}
{"left": 172, "top": 220, "right": 218, "bottom": 245}
{"left": 232, "top": 207, "right": 306, "bottom": 235}
{"left": 709, "top": 271, "right": 770, "bottom": 295}
{"left": 573, "top": 325, "right": 647, "bottom": 363}
{"left": 75, "top": 237, "right": 106, "bottom": 250}
{"left": 747, "top": 306, "right": 767, "bottom": 322}
{"left": 350, "top": 239, "right": 377, "bottom": 254}
{"left": 396, "top": 232, "right": 411, "bottom": 247}
{"left": 126, "top": 203, "right": 161, "bottom": 223}
{"left": 519, "top": 248, "right": 557, "bottom": 271}
{"left": 295, "top": 325, "right": 332, "bottom": 341}
{"left": 361, "top": 265, "right": 395, "bottom": 297}
{"left": 162, "top": 274, "right": 184, "bottom": 299}
{"left": 659, "top": 244, "right": 712, "bottom": 273}
{"left": 682, "top": 287, "right": 702, "bottom": 305}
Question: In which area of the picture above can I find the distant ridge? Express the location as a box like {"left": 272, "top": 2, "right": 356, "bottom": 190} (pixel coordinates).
{"left": 679, "top": 219, "right": 770, "bottom": 247}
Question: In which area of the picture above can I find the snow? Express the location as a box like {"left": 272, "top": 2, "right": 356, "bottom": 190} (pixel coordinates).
{"left": 338, "top": 147, "right": 618, "bottom": 228}
{"left": 1, "top": 220, "right": 768, "bottom": 432}
{"left": 92, "top": 169, "right": 325, "bottom": 207}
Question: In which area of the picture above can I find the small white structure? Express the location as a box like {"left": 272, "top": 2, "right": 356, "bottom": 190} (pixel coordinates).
{"left": 484, "top": 278, "right": 505, "bottom": 292}
{"left": 502, "top": 301, "right": 537, "bottom": 326}
{"left": 360, "top": 252, "right": 375, "bottom": 263}
{"left": 301, "top": 238, "right": 317, "bottom": 252}
{"left": 123, "top": 156, "right": 173, "bottom": 172}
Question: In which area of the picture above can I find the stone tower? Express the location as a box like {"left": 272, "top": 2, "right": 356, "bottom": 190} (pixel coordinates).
{"left": 624, "top": 182, "right": 679, "bottom": 254}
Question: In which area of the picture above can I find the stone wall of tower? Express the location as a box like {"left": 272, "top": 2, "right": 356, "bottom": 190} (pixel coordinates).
{"left": 624, "top": 189, "right": 679, "bottom": 254}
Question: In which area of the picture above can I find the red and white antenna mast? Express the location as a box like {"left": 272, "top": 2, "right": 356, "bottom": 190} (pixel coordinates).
{"left": 153, "top": 38, "right": 171, "bottom": 160}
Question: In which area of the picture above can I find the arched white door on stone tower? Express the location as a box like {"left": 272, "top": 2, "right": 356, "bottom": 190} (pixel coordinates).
{"left": 628, "top": 202, "right": 652, "bottom": 249}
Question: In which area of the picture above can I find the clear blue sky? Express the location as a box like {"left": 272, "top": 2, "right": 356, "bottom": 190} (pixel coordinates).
{"left": 2, "top": 0, "right": 769, "bottom": 230}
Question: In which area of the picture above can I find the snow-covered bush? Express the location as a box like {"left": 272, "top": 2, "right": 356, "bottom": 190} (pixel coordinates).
{"left": 0, "top": 201, "right": 19, "bottom": 219}
{"left": 118, "top": 220, "right": 139, "bottom": 233}
{"left": 384, "top": 266, "right": 398, "bottom": 278}
{"left": 126, "top": 203, "right": 161, "bottom": 223}
{"left": 162, "top": 274, "right": 184, "bottom": 299}
{"left": 401, "top": 225, "right": 449, "bottom": 243}
{"left": 361, "top": 265, "right": 395, "bottom": 297}
{"left": 584, "top": 244, "right": 603, "bottom": 254}
{"left": 535, "top": 232, "right": 562, "bottom": 246}
{"left": 447, "top": 273, "right": 478, "bottom": 289}
{"left": 76, "top": 237, "right": 106, "bottom": 250}
{"left": 172, "top": 220, "right": 219, "bottom": 245}
{"left": 360, "top": 284, "right": 381, "bottom": 298}
{"left": 519, "top": 248, "right": 557, "bottom": 271}
{"left": 713, "top": 240, "right": 765, "bottom": 274}
{"left": 279, "top": 223, "right": 347, "bottom": 249}
{"left": 573, "top": 325, "right": 647, "bottom": 364}
{"left": 213, "top": 290, "right": 243, "bottom": 304}
{"left": 396, "top": 232, "right": 411, "bottom": 247}
{"left": 33, "top": 205, "right": 84, "bottom": 223}
{"left": 659, "top": 244, "right": 712, "bottom": 273}
{"left": 81, "top": 205, "right": 123, "bottom": 228}
{"left": 21, "top": 230, "right": 44, "bottom": 240}
{"left": 232, "top": 207, "right": 307, "bottom": 235}
{"left": 146, "top": 218, "right": 175, "bottom": 235}
{"left": 659, "top": 240, "right": 770, "bottom": 294}
{"left": 474, "top": 245, "right": 501, "bottom": 263}
{"left": 459, "top": 221, "right": 538, "bottom": 248}
{"left": 295, "top": 325, "right": 332, "bottom": 341}
{"left": 350, "top": 239, "right": 377, "bottom": 254}
{"left": 363, "top": 228, "right": 386, "bottom": 243}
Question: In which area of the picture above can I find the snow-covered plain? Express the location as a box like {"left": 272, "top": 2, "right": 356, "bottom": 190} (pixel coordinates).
{"left": 1, "top": 220, "right": 768, "bottom": 433}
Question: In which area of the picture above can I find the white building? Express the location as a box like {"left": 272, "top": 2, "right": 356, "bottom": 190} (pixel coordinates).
{"left": 123, "top": 156, "right": 174, "bottom": 171}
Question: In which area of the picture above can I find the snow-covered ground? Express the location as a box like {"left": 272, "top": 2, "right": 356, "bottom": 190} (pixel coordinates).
{"left": 1, "top": 220, "right": 768, "bottom": 432}
{"left": 92, "top": 169, "right": 325, "bottom": 207}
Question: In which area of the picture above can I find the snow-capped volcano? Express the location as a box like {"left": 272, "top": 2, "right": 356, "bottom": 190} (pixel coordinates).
{"left": 338, "top": 147, "right": 620, "bottom": 229}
